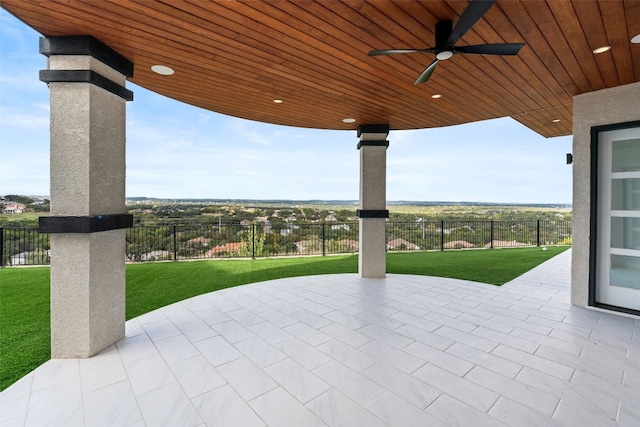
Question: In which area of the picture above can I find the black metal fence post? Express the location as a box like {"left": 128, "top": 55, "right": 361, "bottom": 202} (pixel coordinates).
{"left": 173, "top": 225, "right": 178, "bottom": 261}
{"left": 252, "top": 223, "right": 256, "bottom": 259}
{"left": 440, "top": 220, "right": 445, "bottom": 251}
{"left": 537, "top": 219, "right": 541, "bottom": 247}
{"left": 490, "top": 221, "right": 494, "bottom": 248}
{"left": 322, "top": 223, "right": 326, "bottom": 256}
{"left": 0, "top": 227, "right": 4, "bottom": 267}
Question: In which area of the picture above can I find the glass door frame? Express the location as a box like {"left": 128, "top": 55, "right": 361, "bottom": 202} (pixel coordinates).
{"left": 589, "top": 119, "right": 640, "bottom": 316}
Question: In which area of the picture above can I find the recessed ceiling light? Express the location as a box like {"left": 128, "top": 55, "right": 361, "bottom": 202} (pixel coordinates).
{"left": 151, "top": 65, "right": 174, "bottom": 75}
{"left": 273, "top": 99, "right": 283, "bottom": 104}
{"left": 342, "top": 118, "right": 356, "bottom": 124}
{"left": 431, "top": 94, "right": 442, "bottom": 99}
{"left": 553, "top": 119, "right": 561, "bottom": 123}
{"left": 631, "top": 34, "right": 640, "bottom": 44}
{"left": 592, "top": 45, "right": 611, "bottom": 54}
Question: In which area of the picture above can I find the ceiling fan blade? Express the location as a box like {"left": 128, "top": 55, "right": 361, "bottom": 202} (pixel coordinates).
{"left": 448, "top": 0, "right": 496, "bottom": 45}
{"left": 414, "top": 59, "right": 439, "bottom": 85}
{"left": 368, "top": 48, "right": 429, "bottom": 56}
{"left": 454, "top": 43, "right": 525, "bottom": 55}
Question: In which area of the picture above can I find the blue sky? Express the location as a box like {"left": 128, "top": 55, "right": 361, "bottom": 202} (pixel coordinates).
{"left": 0, "top": 9, "right": 572, "bottom": 203}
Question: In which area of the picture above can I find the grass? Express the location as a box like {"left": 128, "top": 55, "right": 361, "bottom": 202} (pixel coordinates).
{"left": 0, "top": 268, "right": 50, "bottom": 392}
{"left": 0, "top": 246, "right": 568, "bottom": 391}
{"left": 387, "top": 247, "right": 567, "bottom": 285}
{"left": 0, "top": 212, "right": 42, "bottom": 223}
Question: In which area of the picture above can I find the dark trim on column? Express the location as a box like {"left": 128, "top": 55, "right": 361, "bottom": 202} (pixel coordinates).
{"left": 40, "top": 36, "right": 134, "bottom": 77}
{"left": 588, "top": 119, "right": 640, "bottom": 309}
{"left": 357, "top": 124, "right": 389, "bottom": 137}
{"left": 39, "top": 214, "right": 133, "bottom": 233}
{"left": 40, "top": 70, "right": 134, "bottom": 101}
{"left": 356, "top": 209, "right": 389, "bottom": 219}
{"left": 357, "top": 140, "right": 389, "bottom": 150}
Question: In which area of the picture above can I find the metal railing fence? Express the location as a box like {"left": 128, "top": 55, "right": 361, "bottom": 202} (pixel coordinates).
{"left": 1, "top": 220, "right": 572, "bottom": 266}
{"left": 0, "top": 226, "right": 51, "bottom": 266}
{"left": 386, "top": 220, "right": 572, "bottom": 251}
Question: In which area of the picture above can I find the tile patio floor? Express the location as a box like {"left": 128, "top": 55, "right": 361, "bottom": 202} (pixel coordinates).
{"left": 1, "top": 249, "right": 639, "bottom": 426}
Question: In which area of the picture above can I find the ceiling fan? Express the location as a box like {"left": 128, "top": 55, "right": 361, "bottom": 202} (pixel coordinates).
{"left": 368, "top": 0, "right": 524, "bottom": 85}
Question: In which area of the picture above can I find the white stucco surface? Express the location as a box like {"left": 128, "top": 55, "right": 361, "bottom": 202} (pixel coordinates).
{"left": 358, "top": 142, "right": 388, "bottom": 278}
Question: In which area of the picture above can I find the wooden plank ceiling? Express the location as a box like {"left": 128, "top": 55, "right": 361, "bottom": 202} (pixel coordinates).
{"left": 1, "top": 0, "right": 639, "bottom": 137}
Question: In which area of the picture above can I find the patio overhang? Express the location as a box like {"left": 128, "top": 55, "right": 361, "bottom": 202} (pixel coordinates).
{"left": 1, "top": 0, "right": 638, "bottom": 137}
{"left": 1, "top": 0, "right": 639, "bottom": 358}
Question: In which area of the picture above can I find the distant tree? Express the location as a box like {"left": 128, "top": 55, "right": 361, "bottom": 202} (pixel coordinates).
{"left": 283, "top": 242, "right": 297, "bottom": 254}
{"left": 335, "top": 209, "right": 356, "bottom": 221}
{"left": 30, "top": 200, "right": 50, "bottom": 212}
{"left": 3, "top": 195, "right": 33, "bottom": 204}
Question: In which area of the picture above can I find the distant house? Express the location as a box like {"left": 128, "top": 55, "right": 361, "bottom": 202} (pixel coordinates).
{"left": 10, "top": 252, "right": 29, "bottom": 265}
{"left": 205, "top": 242, "right": 245, "bottom": 257}
{"left": 331, "top": 224, "right": 350, "bottom": 231}
{"left": 387, "top": 238, "right": 420, "bottom": 250}
{"left": 484, "top": 240, "right": 529, "bottom": 248}
{"left": 280, "top": 224, "right": 300, "bottom": 236}
{"left": 338, "top": 239, "right": 359, "bottom": 251}
{"left": 10, "top": 250, "right": 51, "bottom": 265}
{"left": 295, "top": 240, "right": 310, "bottom": 252}
{"left": 295, "top": 240, "right": 320, "bottom": 253}
{"left": 187, "top": 237, "right": 210, "bottom": 246}
{"left": 443, "top": 240, "right": 475, "bottom": 249}
{"left": 254, "top": 217, "right": 271, "bottom": 233}
{"left": 2, "top": 202, "right": 26, "bottom": 214}
{"left": 140, "top": 250, "right": 171, "bottom": 261}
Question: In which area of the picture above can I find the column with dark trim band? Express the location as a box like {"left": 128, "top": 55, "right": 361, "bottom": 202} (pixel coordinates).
{"left": 357, "top": 124, "right": 389, "bottom": 278}
{"left": 39, "top": 36, "right": 133, "bottom": 358}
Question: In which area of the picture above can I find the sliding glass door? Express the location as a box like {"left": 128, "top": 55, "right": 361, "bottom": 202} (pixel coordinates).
{"left": 595, "top": 127, "right": 640, "bottom": 312}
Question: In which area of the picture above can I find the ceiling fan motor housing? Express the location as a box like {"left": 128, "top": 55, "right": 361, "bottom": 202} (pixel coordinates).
{"left": 435, "top": 20, "right": 453, "bottom": 48}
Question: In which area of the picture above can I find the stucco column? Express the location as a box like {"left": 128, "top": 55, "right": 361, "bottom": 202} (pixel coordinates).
{"left": 357, "top": 125, "right": 389, "bottom": 278}
{"left": 38, "top": 36, "right": 134, "bottom": 358}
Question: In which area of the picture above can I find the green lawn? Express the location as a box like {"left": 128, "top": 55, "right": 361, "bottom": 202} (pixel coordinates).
{"left": 0, "top": 246, "right": 568, "bottom": 391}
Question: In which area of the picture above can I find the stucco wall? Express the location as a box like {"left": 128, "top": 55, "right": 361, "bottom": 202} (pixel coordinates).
{"left": 571, "top": 82, "right": 640, "bottom": 306}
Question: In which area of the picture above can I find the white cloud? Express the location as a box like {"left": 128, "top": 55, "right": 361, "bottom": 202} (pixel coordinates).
{"left": 226, "top": 119, "right": 274, "bottom": 146}
{"left": 0, "top": 104, "right": 49, "bottom": 129}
